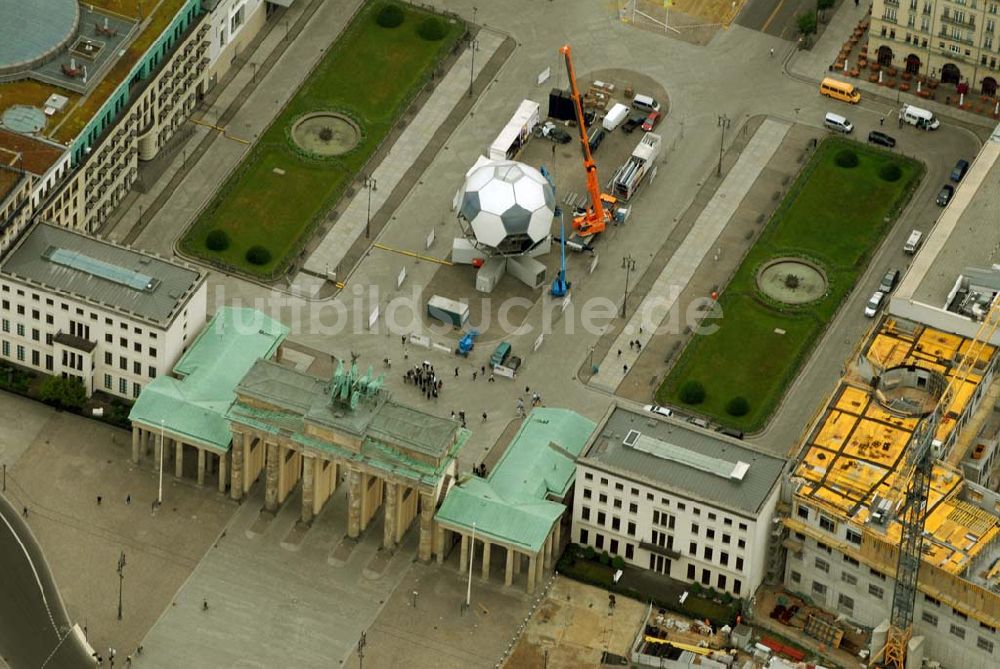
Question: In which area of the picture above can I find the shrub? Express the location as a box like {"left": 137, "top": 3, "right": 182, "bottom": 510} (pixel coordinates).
{"left": 583, "top": 545, "right": 596, "bottom": 560}
{"left": 38, "top": 376, "right": 87, "bottom": 411}
{"left": 245, "top": 245, "right": 272, "bottom": 266}
{"left": 721, "top": 592, "right": 734, "bottom": 605}
{"left": 691, "top": 582, "right": 703, "bottom": 595}
{"left": 679, "top": 380, "right": 706, "bottom": 405}
{"left": 417, "top": 17, "right": 447, "bottom": 41}
{"left": 726, "top": 396, "right": 750, "bottom": 417}
{"left": 318, "top": 126, "right": 334, "bottom": 142}
{"left": 611, "top": 555, "right": 626, "bottom": 570}
{"left": 834, "top": 149, "right": 859, "bottom": 168}
{"left": 376, "top": 3, "right": 405, "bottom": 28}
{"left": 205, "top": 229, "right": 230, "bottom": 251}
{"left": 784, "top": 273, "right": 801, "bottom": 289}
{"left": 797, "top": 10, "right": 817, "bottom": 35}
{"left": 879, "top": 163, "right": 902, "bottom": 182}
{"left": 598, "top": 550, "right": 611, "bottom": 566}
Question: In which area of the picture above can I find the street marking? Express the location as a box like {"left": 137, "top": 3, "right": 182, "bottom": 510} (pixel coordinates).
{"left": 372, "top": 242, "right": 453, "bottom": 266}
{"left": 761, "top": 0, "right": 787, "bottom": 33}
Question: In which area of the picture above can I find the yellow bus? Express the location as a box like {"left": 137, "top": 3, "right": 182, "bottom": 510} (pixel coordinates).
{"left": 819, "top": 77, "right": 861, "bottom": 104}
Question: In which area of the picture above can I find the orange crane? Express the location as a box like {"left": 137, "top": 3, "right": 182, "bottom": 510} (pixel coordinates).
{"left": 559, "top": 44, "right": 613, "bottom": 238}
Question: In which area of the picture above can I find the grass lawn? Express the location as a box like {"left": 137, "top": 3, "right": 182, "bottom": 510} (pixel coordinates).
{"left": 657, "top": 137, "right": 922, "bottom": 431}
{"left": 180, "top": 1, "right": 463, "bottom": 277}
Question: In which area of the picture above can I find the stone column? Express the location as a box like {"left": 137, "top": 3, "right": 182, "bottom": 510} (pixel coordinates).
{"left": 553, "top": 520, "right": 562, "bottom": 550}
{"left": 527, "top": 553, "right": 537, "bottom": 594}
{"left": 131, "top": 427, "right": 141, "bottom": 464}
{"left": 154, "top": 433, "right": 162, "bottom": 470}
{"left": 197, "top": 448, "right": 206, "bottom": 485}
{"left": 459, "top": 533, "right": 469, "bottom": 573}
{"left": 230, "top": 432, "right": 244, "bottom": 501}
{"left": 544, "top": 531, "right": 553, "bottom": 570}
{"left": 418, "top": 491, "right": 434, "bottom": 563}
{"left": 301, "top": 454, "right": 315, "bottom": 524}
{"left": 347, "top": 468, "right": 362, "bottom": 538}
{"left": 174, "top": 441, "right": 184, "bottom": 478}
{"left": 435, "top": 525, "right": 445, "bottom": 565}
{"left": 277, "top": 444, "right": 286, "bottom": 502}
{"left": 482, "top": 541, "right": 491, "bottom": 580}
{"left": 217, "top": 452, "right": 227, "bottom": 494}
{"left": 207, "top": 453, "right": 214, "bottom": 476}
{"left": 383, "top": 480, "right": 398, "bottom": 550}
{"left": 536, "top": 548, "right": 545, "bottom": 586}
{"left": 264, "top": 441, "right": 279, "bottom": 512}
{"left": 505, "top": 547, "right": 515, "bottom": 586}
{"left": 514, "top": 551, "right": 521, "bottom": 575}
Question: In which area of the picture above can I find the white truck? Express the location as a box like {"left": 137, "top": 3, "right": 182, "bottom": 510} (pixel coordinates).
{"left": 602, "top": 103, "right": 629, "bottom": 132}
{"left": 612, "top": 132, "right": 661, "bottom": 201}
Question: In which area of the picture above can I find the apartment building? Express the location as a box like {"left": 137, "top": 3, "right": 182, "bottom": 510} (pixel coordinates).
{"left": 869, "top": 0, "right": 1000, "bottom": 95}
{"left": 571, "top": 404, "right": 787, "bottom": 598}
{"left": 0, "top": 223, "right": 206, "bottom": 399}
{"left": 0, "top": 0, "right": 270, "bottom": 240}
{"left": 781, "top": 138, "right": 1000, "bottom": 669}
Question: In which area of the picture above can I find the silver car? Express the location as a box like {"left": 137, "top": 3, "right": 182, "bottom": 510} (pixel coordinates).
{"left": 643, "top": 404, "right": 673, "bottom": 418}
{"left": 864, "top": 291, "right": 886, "bottom": 318}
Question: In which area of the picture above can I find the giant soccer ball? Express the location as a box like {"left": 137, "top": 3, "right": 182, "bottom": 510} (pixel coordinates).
{"left": 457, "top": 160, "right": 555, "bottom": 256}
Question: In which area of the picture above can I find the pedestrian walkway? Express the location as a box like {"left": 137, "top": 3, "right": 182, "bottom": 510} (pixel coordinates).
{"left": 296, "top": 30, "right": 504, "bottom": 287}
{"left": 589, "top": 118, "right": 791, "bottom": 393}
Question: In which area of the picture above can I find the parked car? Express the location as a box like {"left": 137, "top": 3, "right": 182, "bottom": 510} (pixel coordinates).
{"left": 687, "top": 417, "right": 710, "bottom": 429}
{"left": 621, "top": 114, "right": 645, "bottom": 133}
{"left": 534, "top": 121, "right": 571, "bottom": 144}
{"left": 867, "top": 130, "right": 896, "bottom": 148}
{"left": 717, "top": 427, "right": 745, "bottom": 440}
{"left": 643, "top": 404, "right": 673, "bottom": 418}
{"left": 864, "top": 291, "right": 886, "bottom": 318}
{"left": 506, "top": 355, "right": 522, "bottom": 373}
{"left": 641, "top": 111, "right": 661, "bottom": 132}
{"left": 936, "top": 184, "right": 955, "bottom": 206}
{"left": 951, "top": 158, "right": 970, "bottom": 182}
{"left": 879, "top": 269, "right": 901, "bottom": 293}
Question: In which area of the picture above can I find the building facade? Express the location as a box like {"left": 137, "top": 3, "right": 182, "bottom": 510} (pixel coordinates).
{"left": 571, "top": 405, "right": 787, "bottom": 599}
{"left": 0, "top": 223, "right": 206, "bottom": 399}
{"left": 869, "top": 0, "right": 1000, "bottom": 95}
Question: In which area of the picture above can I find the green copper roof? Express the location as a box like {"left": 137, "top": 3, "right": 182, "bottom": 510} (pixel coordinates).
{"left": 129, "top": 308, "right": 288, "bottom": 450}
{"left": 435, "top": 408, "right": 596, "bottom": 553}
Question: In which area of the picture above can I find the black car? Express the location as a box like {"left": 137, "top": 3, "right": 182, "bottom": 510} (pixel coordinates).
{"left": 867, "top": 130, "right": 896, "bottom": 148}
{"left": 621, "top": 114, "right": 645, "bottom": 133}
{"left": 879, "top": 268, "right": 901, "bottom": 293}
{"left": 951, "top": 158, "right": 970, "bottom": 182}
{"left": 936, "top": 184, "right": 955, "bottom": 206}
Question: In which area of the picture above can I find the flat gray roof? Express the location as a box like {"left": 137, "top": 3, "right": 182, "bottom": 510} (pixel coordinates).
{"left": 896, "top": 140, "right": 1000, "bottom": 309}
{"left": 0, "top": 223, "right": 202, "bottom": 326}
{"left": 580, "top": 405, "right": 787, "bottom": 516}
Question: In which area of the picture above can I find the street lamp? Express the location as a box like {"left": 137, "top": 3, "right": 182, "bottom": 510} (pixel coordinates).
{"left": 466, "top": 521, "right": 476, "bottom": 607}
{"left": 158, "top": 419, "right": 165, "bottom": 506}
{"left": 468, "top": 38, "right": 479, "bottom": 98}
{"left": 717, "top": 114, "right": 731, "bottom": 177}
{"left": 117, "top": 550, "right": 126, "bottom": 620}
{"left": 363, "top": 176, "right": 377, "bottom": 240}
{"left": 621, "top": 254, "right": 636, "bottom": 319}
{"left": 357, "top": 631, "right": 366, "bottom": 669}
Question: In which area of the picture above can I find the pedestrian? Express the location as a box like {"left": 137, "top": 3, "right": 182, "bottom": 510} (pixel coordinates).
{"left": 401, "top": 335, "right": 407, "bottom": 346}
{"left": 617, "top": 349, "right": 622, "bottom": 357}
{"left": 623, "top": 364, "right": 629, "bottom": 373}
{"left": 481, "top": 365, "right": 486, "bottom": 376}
{"left": 517, "top": 397, "right": 525, "bottom": 410}
{"left": 488, "top": 373, "right": 495, "bottom": 383}
{"left": 454, "top": 367, "right": 459, "bottom": 377}
{"left": 854, "top": 0, "right": 859, "bottom": 6}
{"left": 125, "top": 494, "right": 131, "bottom": 505}
{"left": 636, "top": 342, "right": 642, "bottom": 352}
{"left": 880, "top": 116, "right": 885, "bottom": 126}
{"left": 151, "top": 500, "right": 157, "bottom": 512}
{"left": 22, "top": 506, "right": 28, "bottom": 518}
{"left": 472, "top": 371, "right": 477, "bottom": 381}
{"left": 202, "top": 598, "right": 209, "bottom": 611}
{"left": 451, "top": 411, "right": 456, "bottom": 420}
{"left": 769, "top": 47, "right": 774, "bottom": 58}
{"left": 97, "top": 495, "right": 102, "bottom": 505}
{"left": 482, "top": 411, "right": 488, "bottom": 422}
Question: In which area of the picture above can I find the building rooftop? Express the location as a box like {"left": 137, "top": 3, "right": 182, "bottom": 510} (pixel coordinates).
{"left": 0, "top": 222, "right": 203, "bottom": 325}
{"left": 128, "top": 307, "right": 289, "bottom": 450}
{"left": 0, "top": 128, "right": 65, "bottom": 176}
{"left": 0, "top": 0, "right": 191, "bottom": 145}
{"left": 435, "top": 408, "right": 597, "bottom": 552}
{"left": 580, "top": 405, "right": 786, "bottom": 516}
{"left": 793, "top": 319, "right": 998, "bottom": 575}
{"left": 891, "top": 140, "right": 1000, "bottom": 340}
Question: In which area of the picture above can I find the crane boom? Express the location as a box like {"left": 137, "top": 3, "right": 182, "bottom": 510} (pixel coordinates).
{"left": 559, "top": 44, "right": 609, "bottom": 237}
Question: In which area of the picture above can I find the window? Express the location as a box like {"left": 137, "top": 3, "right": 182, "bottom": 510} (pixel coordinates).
{"left": 45, "top": 355, "right": 52, "bottom": 371}
{"left": 871, "top": 568, "right": 886, "bottom": 580}
{"left": 104, "top": 374, "right": 112, "bottom": 389}
{"left": 119, "top": 357, "right": 127, "bottom": 370}
{"left": 30, "top": 309, "right": 39, "bottom": 320}
{"left": 689, "top": 542, "right": 697, "bottom": 555}
{"left": 790, "top": 570, "right": 801, "bottom": 583}
{"left": 842, "top": 572, "right": 857, "bottom": 585}
{"left": 133, "top": 361, "right": 141, "bottom": 374}
{"left": 613, "top": 498, "right": 622, "bottom": 509}
{"left": 738, "top": 522, "right": 747, "bottom": 531}
{"left": 579, "top": 529, "right": 589, "bottom": 544}
{"left": 720, "top": 552, "right": 729, "bottom": 566}
{"left": 692, "top": 523, "right": 700, "bottom": 535}
{"left": 599, "top": 493, "right": 608, "bottom": 503}
{"left": 630, "top": 487, "right": 639, "bottom": 496}
{"left": 706, "top": 529, "right": 715, "bottom": 540}
{"left": 735, "top": 557, "right": 744, "bottom": 571}
{"left": 924, "top": 594, "right": 941, "bottom": 607}
{"left": 1, "top": 340, "right": 7, "bottom": 357}
{"left": 704, "top": 547, "right": 713, "bottom": 560}
{"left": 812, "top": 581, "right": 827, "bottom": 595}
{"left": 16, "top": 305, "right": 23, "bottom": 315}
{"left": 677, "top": 503, "right": 686, "bottom": 511}
{"left": 120, "top": 337, "right": 127, "bottom": 347}
{"left": 148, "top": 366, "right": 156, "bottom": 378}
{"left": 627, "top": 521, "right": 636, "bottom": 536}
{"left": 733, "top": 579, "right": 741, "bottom": 595}
{"left": 869, "top": 584, "right": 884, "bottom": 599}
{"left": 846, "top": 529, "right": 862, "bottom": 545}
{"left": 611, "top": 517, "right": 621, "bottom": 531}
{"left": 581, "top": 507, "right": 591, "bottom": 521}
{"left": 600, "top": 477, "right": 608, "bottom": 486}
{"left": 230, "top": 3, "right": 246, "bottom": 32}
{"left": 119, "top": 378, "right": 127, "bottom": 394}
{"left": 134, "top": 342, "right": 142, "bottom": 353}
{"left": 737, "top": 539, "right": 746, "bottom": 549}
{"left": 609, "top": 539, "right": 619, "bottom": 555}
{"left": 717, "top": 574, "right": 726, "bottom": 590}
{"left": 687, "top": 564, "right": 696, "bottom": 579}
{"left": 646, "top": 493, "right": 654, "bottom": 501}
{"left": 693, "top": 507, "right": 701, "bottom": 516}
{"left": 708, "top": 512, "right": 716, "bottom": 521}
{"left": 31, "top": 350, "right": 38, "bottom": 366}
{"left": 0, "top": 319, "right": 6, "bottom": 333}
{"left": 954, "top": 608, "right": 968, "bottom": 621}
{"left": 583, "top": 488, "right": 592, "bottom": 500}
{"left": 595, "top": 534, "right": 604, "bottom": 550}
{"left": 921, "top": 611, "right": 938, "bottom": 625}
{"left": 625, "top": 544, "right": 634, "bottom": 560}
{"left": 951, "top": 624, "right": 966, "bottom": 639}
{"left": 598, "top": 511, "right": 606, "bottom": 526}
{"left": 105, "top": 333, "right": 113, "bottom": 343}
{"left": 45, "top": 314, "right": 53, "bottom": 325}
{"left": 30, "top": 328, "right": 38, "bottom": 342}
{"left": 701, "top": 569, "right": 711, "bottom": 585}
{"left": 16, "top": 324, "right": 23, "bottom": 337}
{"left": 15, "top": 345, "right": 23, "bottom": 361}
{"left": 723, "top": 517, "right": 732, "bottom": 526}
{"left": 614, "top": 482, "right": 623, "bottom": 491}
{"left": 1, "top": 299, "right": 7, "bottom": 310}
{"left": 722, "top": 534, "right": 731, "bottom": 544}
{"left": 843, "top": 555, "right": 859, "bottom": 567}
{"left": 837, "top": 594, "right": 854, "bottom": 613}
{"left": 819, "top": 515, "right": 836, "bottom": 532}
{"left": 629, "top": 502, "right": 638, "bottom": 514}
{"left": 815, "top": 558, "right": 829, "bottom": 573}
{"left": 977, "top": 637, "right": 994, "bottom": 653}
{"left": 584, "top": 472, "right": 593, "bottom": 480}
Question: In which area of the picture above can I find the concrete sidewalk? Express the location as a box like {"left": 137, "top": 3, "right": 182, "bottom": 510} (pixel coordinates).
{"left": 296, "top": 31, "right": 504, "bottom": 288}
{"left": 589, "top": 118, "right": 791, "bottom": 393}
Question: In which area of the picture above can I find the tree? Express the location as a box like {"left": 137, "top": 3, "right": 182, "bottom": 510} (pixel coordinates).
{"left": 726, "top": 396, "right": 750, "bottom": 417}
{"left": 816, "top": 0, "right": 834, "bottom": 20}
{"left": 376, "top": 3, "right": 405, "bottom": 28}
{"left": 797, "top": 10, "right": 818, "bottom": 35}
{"left": 38, "top": 376, "right": 87, "bottom": 411}
{"left": 679, "top": 380, "right": 706, "bottom": 405}
{"left": 245, "top": 245, "right": 272, "bottom": 266}
{"left": 611, "top": 555, "right": 626, "bottom": 570}
{"left": 205, "top": 229, "right": 230, "bottom": 251}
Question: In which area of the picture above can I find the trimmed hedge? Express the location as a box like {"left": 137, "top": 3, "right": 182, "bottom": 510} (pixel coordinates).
{"left": 726, "top": 396, "right": 750, "bottom": 417}
{"left": 417, "top": 17, "right": 447, "bottom": 40}
{"left": 679, "top": 380, "right": 706, "bottom": 405}
{"left": 879, "top": 163, "right": 902, "bottom": 182}
{"left": 834, "top": 149, "right": 859, "bottom": 168}
{"left": 376, "top": 3, "right": 404, "bottom": 28}
{"left": 245, "top": 245, "right": 273, "bottom": 266}
{"left": 205, "top": 229, "right": 230, "bottom": 251}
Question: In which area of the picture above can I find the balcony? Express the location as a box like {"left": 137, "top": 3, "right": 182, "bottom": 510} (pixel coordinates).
{"left": 941, "top": 12, "right": 976, "bottom": 27}
{"left": 939, "top": 29, "right": 976, "bottom": 44}
{"left": 640, "top": 541, "right": 681, "bottom": 559}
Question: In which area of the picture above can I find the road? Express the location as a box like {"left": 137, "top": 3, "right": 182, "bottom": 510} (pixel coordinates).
{"left": 0, "top": 492, "right": 95, "bottom": 669}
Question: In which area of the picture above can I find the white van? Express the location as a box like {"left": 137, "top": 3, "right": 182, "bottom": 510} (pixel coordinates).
{"left": 904, "top": 230, "right": 923, "bottom": 254}
{"left": 824, "top": 112, "right": 853, "bottom": 133}
{"left": 901, "top": 104, "right": 940, "bottom": 130}
{"left": 603, "top": 103, "right": 629, "bottom": 131}
{"left": 632, "top": 94, "right": 660, "bottom": 113}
